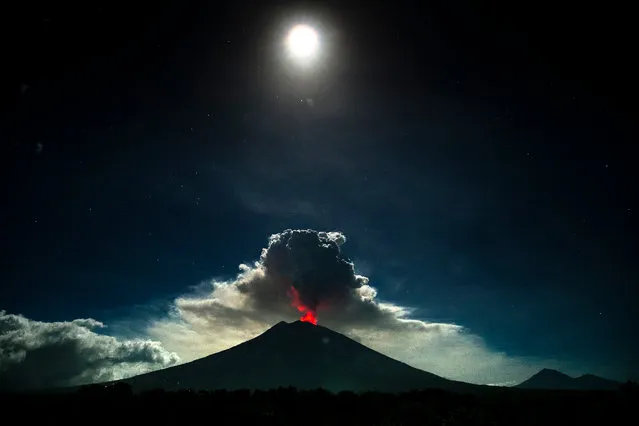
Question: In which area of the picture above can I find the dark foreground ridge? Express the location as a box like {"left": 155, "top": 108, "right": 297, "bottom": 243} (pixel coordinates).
{"left": 113, "top": 320, "right": 476, "bottom": 393}
{"left": 2, "top": 383, "right": 638, "bottom": 426}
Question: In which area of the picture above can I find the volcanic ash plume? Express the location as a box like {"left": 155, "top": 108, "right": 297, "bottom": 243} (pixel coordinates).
{"left": 236, "top": 229, "right": 369, "bottom": 325}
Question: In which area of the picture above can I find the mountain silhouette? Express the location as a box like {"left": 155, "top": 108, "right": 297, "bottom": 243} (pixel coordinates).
{"left": 516, "top": 368, "right": 620, "bottom": 390}
{"left": 117, "top": 320, "right": 477, "bottom": 393}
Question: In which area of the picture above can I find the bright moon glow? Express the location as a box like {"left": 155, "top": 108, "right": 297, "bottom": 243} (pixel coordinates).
{"left": 287, "top": 25, "right": 319, "bottom": 59}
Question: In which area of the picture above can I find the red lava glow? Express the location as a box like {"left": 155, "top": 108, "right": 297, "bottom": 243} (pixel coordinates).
{"left": 299, "top": 310, "right": 318, "bottom": 325}
{"left": 289, "top": 286, "right": 318, "bottom": 325}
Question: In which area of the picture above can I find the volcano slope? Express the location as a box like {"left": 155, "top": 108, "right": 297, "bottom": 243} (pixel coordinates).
{"left": 118, "top": 320, "right": 477, "bottom": 393}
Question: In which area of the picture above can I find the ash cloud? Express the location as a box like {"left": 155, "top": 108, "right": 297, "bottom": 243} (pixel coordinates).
{"left": 168, "top": 229, "right": 441, "bottom": 332}
{"left": 242, "top": 229, "right": 367, "bottom": 313}
{"left": 0, "top": 310, "right": 179, "bottom": 391}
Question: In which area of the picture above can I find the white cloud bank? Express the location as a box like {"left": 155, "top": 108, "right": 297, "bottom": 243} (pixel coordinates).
{"left": 0, "top": 310, "right": 179, "bottom": 391}
{"left": 148, "top": 229, "right": 569, "bottom": 385}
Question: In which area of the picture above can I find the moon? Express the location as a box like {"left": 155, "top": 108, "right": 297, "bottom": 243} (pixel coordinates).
{"left": 286, "top": 25, "right": 319, "bottom": 60}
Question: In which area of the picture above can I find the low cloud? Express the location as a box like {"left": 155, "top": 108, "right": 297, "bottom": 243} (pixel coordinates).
{"left": 0, "top": 310, "right": 179, "bottom": 391}
{"left": 149, "top": 229, "right": 568, "bottom": 385}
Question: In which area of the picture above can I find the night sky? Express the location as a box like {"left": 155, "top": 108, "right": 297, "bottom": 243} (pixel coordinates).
{"left": 2, "top": 1, "right": 637, "bottom": 388}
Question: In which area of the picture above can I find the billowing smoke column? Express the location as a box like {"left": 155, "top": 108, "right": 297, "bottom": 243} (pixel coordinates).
{"left": 260, "top": 229, "right": 368, "bottom": 324}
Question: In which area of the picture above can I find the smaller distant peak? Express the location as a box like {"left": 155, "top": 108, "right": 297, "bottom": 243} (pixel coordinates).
{"left": 577, "top": 373, "right": 597, "bottom": 379}
{"left": 534, "top": 368, "right": 572, "bottom": 378}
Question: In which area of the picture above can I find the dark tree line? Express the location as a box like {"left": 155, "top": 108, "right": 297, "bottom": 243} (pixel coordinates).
{"left": 1, "top": 382, "right": 637, "bottom": 426}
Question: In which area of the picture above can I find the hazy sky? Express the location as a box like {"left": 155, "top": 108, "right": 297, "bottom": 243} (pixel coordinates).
{"left": 2, "top": 1, "right": 637, "bottom": 389}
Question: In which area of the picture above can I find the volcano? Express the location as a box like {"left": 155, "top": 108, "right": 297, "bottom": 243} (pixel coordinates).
{"left": 516, "top": 368, "right": 621, "bottom": 390}
{"left": 116, "top": 320, "right": 476, "bottom": 393}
